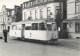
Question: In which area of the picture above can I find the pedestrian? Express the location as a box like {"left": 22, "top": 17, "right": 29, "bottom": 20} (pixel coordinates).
{"left": 3, "top": 29, "right": 8, "bottom": 42}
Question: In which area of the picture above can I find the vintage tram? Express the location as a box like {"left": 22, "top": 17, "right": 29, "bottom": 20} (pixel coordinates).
{"left": 9, "top": 20, "right": 58, "bottom": 42}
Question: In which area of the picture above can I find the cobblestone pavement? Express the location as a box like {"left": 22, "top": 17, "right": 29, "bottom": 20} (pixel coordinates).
{"left": 0, "top": 37, "right": 80, "bottom": 56}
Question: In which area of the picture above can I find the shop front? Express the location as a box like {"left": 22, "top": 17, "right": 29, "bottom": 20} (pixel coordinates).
{"left": 63, "top": 15, "right": 80, "bottom": 38}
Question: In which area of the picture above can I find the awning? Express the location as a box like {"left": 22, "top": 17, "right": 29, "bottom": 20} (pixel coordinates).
{"left": 63, "top": 15, "right": 80, "bottom": 23}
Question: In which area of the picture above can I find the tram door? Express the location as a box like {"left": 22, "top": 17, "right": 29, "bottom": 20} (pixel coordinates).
{"left": 21, "top": 24, "right": 25, "bottom": 38}
{"left": 52, "top": 23, "right": 58, "bottom": 39}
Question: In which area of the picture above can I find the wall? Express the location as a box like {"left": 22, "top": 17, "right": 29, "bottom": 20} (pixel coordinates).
{"left": 67, "top": 0, "right": 75, "bottom": 19}
{"left": 67, "top": 0, "right": 80, "bottom": 18}
{"left": 67, "top": 0, "right": 80, "bottom": 38}
{"left": 22, "top": 2, "right": 60, "bottom": 21}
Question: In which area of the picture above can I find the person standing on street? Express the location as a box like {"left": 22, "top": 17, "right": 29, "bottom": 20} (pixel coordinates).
{"left": 3, "top": 29, "right": 8, "bottom": 42}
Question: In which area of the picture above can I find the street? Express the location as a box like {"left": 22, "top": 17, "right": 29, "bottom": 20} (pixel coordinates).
{"left": 0, "top": 37, "right": 80, "bottom": 56}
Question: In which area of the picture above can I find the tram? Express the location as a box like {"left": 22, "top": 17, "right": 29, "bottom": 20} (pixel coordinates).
{"left": 9, "top": 20, "right": 58, "bottom": 41}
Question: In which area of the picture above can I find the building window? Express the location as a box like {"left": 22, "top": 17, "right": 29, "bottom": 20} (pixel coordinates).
{"left": 40, "top": 9, "right": 43, "bottom": 18}
{"left": 22, "top": 4, "right": 24, "bottom": 8}
{"left": 30, "top": 1, "right": 33, "bottom": 6}
{"left": 30, "top": 11, "right": 32, "bottom": 19}
{"left": 32, "top": 0, "right": 36, "bottom": 6}
{"left": 75, "top": 0, "right": 80, "bottom": 2}
{"left": 55, "top": 6, "right": 60, "bottom": 15}
{"left": 24, "top": 3, "right": 25, "bottom": 8}
{"left": 44, "top": 0, "right": 48, "bottom": 2}
{"left": 75, "top": 23, "right": 80, "bottom": 32}
{"left": 35, "top": 0, "right": 38, "bottom": 4}
{"left": 39, "top": 0, "right": 44, "bottom": 3}
{"left": 35, "top": 10, "right": 38, "bottom": 19}
{"left": 47, "top": 7, "right": 51, "bottom": 18}
{"left": 25, "top": 3, "right": 26, "bottom": 8}
{"left": 75, "top": 0, "right": 80, "bottom": 14}
{"left": 26, "top": 2, "right": 30, "bottom": 7}
{"left": 24, "top": 12, "right": 27, "bottom": 20}
{"left": 47, "top": 0, "right": 52, "bottom": 2}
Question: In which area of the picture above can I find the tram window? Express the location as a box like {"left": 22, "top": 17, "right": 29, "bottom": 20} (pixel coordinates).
{"left": 25, "top": 26, "right": 31, "bottom": 30}
{"left": 39, "top": 23, "right": 46, "bottom": 30}
{"left": 12, "top": 25, "right": 17, "bottom": 30}
{"left": 47, "top": 24, "right": 52, "bottom": 31}
{"left": 32, "top": 23, "right": 38, "bottom": 30}
{"left": 17, "top": 25, "right": 21, "bottom": 30}
{"left": 54, "top": 26, "right": 57, "bottom": 31}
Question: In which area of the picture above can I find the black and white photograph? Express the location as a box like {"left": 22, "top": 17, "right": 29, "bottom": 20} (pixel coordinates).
{"left": 0, "top": 0, "right": 80, "bottom": 56}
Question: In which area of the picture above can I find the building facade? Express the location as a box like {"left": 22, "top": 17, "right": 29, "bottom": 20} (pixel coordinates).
{"left": 63, "top": 0, "right": 80, "bottom": 38}
{"left": 22, "top": 0, "right": 67, "bottom": 35}
{"left": 0, "top": 12, "right": 3, "bottom": 36}
{"left": 1, "top": 5, "right": 16, "bottom": 32}
{"left": 0, "top": 5, "right": 22, "bottom": 32}
{"left": 14, "top": 5, "right": 22, "bottom": 22}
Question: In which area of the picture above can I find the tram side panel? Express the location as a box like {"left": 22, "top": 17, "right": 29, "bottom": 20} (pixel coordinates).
{"left": 24, "top": 23, "right": 58, "bottom": 41}
{"left": 15, "top": 30, "right": 21, "bottom": 37}
{"left": 9, "top": 25, "right": 22, "bottom": 38}
{"left": 9, "top": 25, "right": 16, "bottom": 37}
{"left": 9, "top": 30, "right": 16, "bottom": 37}
{"left": 24, "top": 30, "right": 48, "bottom": 41}
{"left": 38, "top": 31, "right": 48, "bottom": 40}
{"left": 24, "top": 30, "right": 31, "bottom": 39}
{"left": 24, "top": 23, "right": 48, "bottom": 41}
{"left": 9, "top": 21, "right": 58, "bottom": 41}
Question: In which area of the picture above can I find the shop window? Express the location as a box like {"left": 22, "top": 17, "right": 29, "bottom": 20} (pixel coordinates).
{"left": 75, "top": 23, "right": 80, "bottom": 32}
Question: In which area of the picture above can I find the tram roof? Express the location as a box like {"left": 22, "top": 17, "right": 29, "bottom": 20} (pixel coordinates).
{"left": 11, "top": 19, "right": 56, "bottom": 25}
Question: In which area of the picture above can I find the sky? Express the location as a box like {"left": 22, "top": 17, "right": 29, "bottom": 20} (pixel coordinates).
{"left": 0, "top": 0, "right": 29, "bottom": 12}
